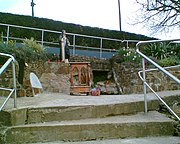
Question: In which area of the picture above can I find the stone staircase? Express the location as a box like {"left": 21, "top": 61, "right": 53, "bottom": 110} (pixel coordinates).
{"left": 0, "top": 91, "right": 179, "bottom": 143}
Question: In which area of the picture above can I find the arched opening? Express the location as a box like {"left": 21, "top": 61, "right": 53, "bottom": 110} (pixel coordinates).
{"left": 72, "top": 67, "right": 79, "bottom": 86}
{"left": 81, "top": 67, "right": 87, "bottom": 85}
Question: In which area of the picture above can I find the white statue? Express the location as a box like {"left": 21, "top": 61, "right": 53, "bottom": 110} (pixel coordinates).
{"left": 59, "top": 30, "right": 70, "bottom": 63}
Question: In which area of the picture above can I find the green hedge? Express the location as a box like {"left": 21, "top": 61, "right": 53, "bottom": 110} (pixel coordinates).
{"left": 0, "top": 12, "right": 155, "bottom": 49}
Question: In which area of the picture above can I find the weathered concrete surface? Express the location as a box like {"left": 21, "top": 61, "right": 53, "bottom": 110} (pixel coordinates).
{"left": 30, "top": 136, "right": 180, "bottom": 144}
{"left": 0, "top": 90, "right": 179, "bottom": 126}
{"left": 2, "top": 111, "right": 176, "bottom": 144}
{"left": 0, "top": 90, "right": 179, "bottom": 143}
{"left": 0, "top": 108, "right": 27, "bottom": 126}
{"left": 1, "top": 90, "right": 179, "bottom": 109}
{"left": 26, "top": 102, "right": 145, "bottom": 124}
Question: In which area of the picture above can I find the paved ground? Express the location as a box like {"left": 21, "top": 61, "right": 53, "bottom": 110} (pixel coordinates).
{"left": 31, "top": 136, "right": 180, "bottom": 144}
{"left": 1, "top": 90, "right": 180, "bottom": 144}
{"left": 1, "top": 90, "right": 180, "bottom": 110}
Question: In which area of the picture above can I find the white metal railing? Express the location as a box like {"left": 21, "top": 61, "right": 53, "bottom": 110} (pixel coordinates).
{"left": 0, "top": 23, "right": 119, "bottom": 58}
{"left": 0, "top": 53, "right": 17, "bottom": 111}
{"left": 0, "top": 23, "right": 140, "bottom": 58}
{"left": 136, "top": 39, "right": 180, "bottom": 121}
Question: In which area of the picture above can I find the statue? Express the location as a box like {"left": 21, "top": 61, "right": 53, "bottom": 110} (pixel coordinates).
{"left": 59, "top": 30, "right": 70, "bottom": 63}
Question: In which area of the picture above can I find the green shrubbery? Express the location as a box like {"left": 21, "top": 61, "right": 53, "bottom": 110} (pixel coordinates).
{"left": 143, "top": 42, "right": 180, "bottom": 66}
{"left": 143, "top": 42, "right": 178, "bottom": 59}
{"left": 118, "top": 42, "right": 180, "bottom": 66}
{"left": 118, "top": 47, "right": 141, "bottom": 63}
{"left": 0, "top": 38, "right": 47, "bottom": 63}
{"left": 0, "top": 38, "right": 48, "bottom": 84}
{"left": 158, "top": 56, "right": 180, "bottom": 67}
{"left": 0, "top": 40, "right": 17, "bottom": 63}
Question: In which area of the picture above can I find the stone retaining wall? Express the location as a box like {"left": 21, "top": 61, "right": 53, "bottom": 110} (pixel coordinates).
{"left": 70, "top": 56, "right": 111, "bottom": 71}
{"left": 0, "top": 56, "right": 179, "bottom": 96}
{"left": 114, "top": 62, "right": 180, "bottom": 94}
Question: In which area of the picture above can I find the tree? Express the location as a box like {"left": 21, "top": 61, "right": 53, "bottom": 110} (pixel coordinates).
{"left": 135, "top": 0, "right": 180, "bottom": 33}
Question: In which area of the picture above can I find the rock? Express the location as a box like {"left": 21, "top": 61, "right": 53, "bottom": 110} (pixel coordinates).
{"left": 96, "top": 80, "right": 118, "bottom": 95}
{"left": 40, "top": 73, "right": 70, "bottom": 94}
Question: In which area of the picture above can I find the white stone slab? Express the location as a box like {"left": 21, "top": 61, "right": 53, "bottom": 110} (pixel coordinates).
{"left": 30, "top": 72, "right": 42, "bottom": 89}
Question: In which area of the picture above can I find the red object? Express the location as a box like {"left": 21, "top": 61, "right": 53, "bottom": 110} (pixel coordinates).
{"left": 90, "top": 88, "right": 100, "bottom": 96}
{"left": 48, "top": 59, "right": 50, "bottom": 62}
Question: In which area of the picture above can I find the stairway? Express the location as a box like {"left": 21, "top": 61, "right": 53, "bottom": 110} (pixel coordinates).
{"left": 0, "top": 91, "right": 179, "bottom": 143}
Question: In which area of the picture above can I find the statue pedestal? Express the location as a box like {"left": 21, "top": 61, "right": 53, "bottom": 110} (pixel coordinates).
{"left": 69, "top": 62, "right": 91, "bottom": 95}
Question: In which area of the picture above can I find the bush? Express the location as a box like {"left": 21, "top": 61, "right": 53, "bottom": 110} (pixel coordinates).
{"left": 118, "top": 47, "right": 141, "bottom": 63}
{"left": 20, "top": 37, "right": 47, "bottom": 62}
{"left": 143, "top": 42, "right": 178, "bottom": 60}
{"left": 0, "top": 38, "right": 48, "bottom": 84}
{"left": 174, "top": 44, "right": 180, "bottom": 58}
{"left": 0, "top": 38, "right": 47, "bottom": 62}
{"left": 0, "top": 40, "right": 17, "bottom": 64}
{"left": 158, "top": 56, "right": 180, "bottom": 67}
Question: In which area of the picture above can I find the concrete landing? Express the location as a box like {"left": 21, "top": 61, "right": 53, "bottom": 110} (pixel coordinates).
{"left": 31, "top": 136, "right": 180, "bottom": 144}
{"left": 1, "top": 90, "right": 180, "bottom": 109}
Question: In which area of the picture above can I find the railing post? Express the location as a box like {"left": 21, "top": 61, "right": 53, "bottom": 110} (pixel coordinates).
{"left": 41, "top": 30, "right": 44, "bottom": 47}
{"left": 12, "top": 61, "right": 17, "bottom": 108}
{"left": 142, "top": 58, "right": 147, "bottom": 113}
{"left": 7, "top": 25, "right": 10, "bottom": 43}
{"left": 127, "top": 41, "right": 129, "bottom": 48}
{"left": 73, "top": 35, "right": 76, "bottom": 56}
{"left": 1, "top": 32, "right": 3, "bottom": 41}
{"left": 100, "top": 38, "right": 103, "bottom": 58}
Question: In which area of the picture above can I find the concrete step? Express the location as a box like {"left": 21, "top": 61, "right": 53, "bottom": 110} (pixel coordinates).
{"left": 1, "top": 91, "right": 179, "bottom": 126}
{"left": 0, "top": 111, "right": 176, "bottom": 144}
{"left": 29, "top": 136, "right": 180, "bottom": 144}
{"left": 0, "top": 98, "right": 157, "bottom": 126}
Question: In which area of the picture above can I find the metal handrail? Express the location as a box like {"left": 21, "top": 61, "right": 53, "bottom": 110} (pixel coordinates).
{"left": 138, "top": 65, "right": 180, "bottom": 121}
{"left": 0, "top": 23, "right": 141, "bottom": 58}
{"left": 0, "top": 53, "right": 17, "bottom": 111}
{"left": 0, "top": 23, "right": 120, "bottom": 58}
{"left": 136, "top": 39, "right": 180, "bottom": 121}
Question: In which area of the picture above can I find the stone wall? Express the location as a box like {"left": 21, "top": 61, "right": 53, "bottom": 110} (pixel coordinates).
{"left": 23, "top": 61, "right": 70, "bottom": 95}
{"left": 22, "top": 60, "right": 45, "bottom": 96}
{"left": 0, "top": 61, "right": 19, "bottom": 96}
{"left": 113, "top": 62, "right": 142, "bottom": 94}
{"left": 113, "top": 62, "right": 180, "bottom": 94}
{"left": 70, "top": 56, "right": 111, "bottom": 71}
{"left": 0, "top": 56, "right": 179, "bottom": 96}
{"left": 145, "top": 66, "right": 180, "bottom": 91}
{"left": 40, "top": 62, "right": 70, "bottom": 94}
